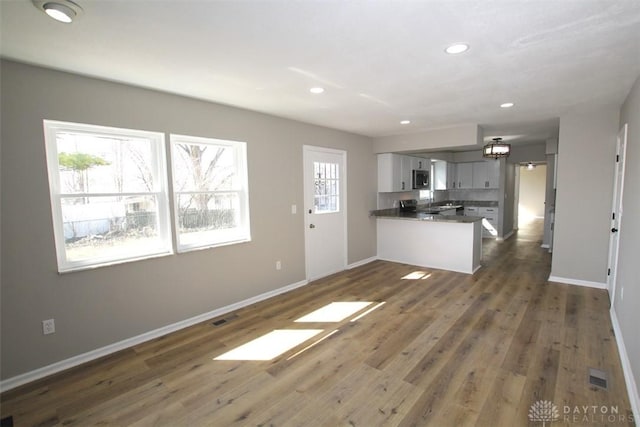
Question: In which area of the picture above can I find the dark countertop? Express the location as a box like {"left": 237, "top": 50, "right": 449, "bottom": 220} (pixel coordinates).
{"left": 371, "top": 208, "right": 483, "bottom": 223}
{"left": 435, "top": 200, "right": 499, "bottom": 208}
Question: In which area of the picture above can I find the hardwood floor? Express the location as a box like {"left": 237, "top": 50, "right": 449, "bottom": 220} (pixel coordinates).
{"left": 1, "top": 219, "right": 634, "bottom": 426}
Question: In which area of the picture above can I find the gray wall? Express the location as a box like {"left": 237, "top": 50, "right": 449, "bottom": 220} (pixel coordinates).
{"left": 0, "top": 60, "right": 377, "bottom": 379}
{"left": 542, "top": 154, "right": 556, "bottom": 247}
{"left": 551, "top": 107, "right": 619, "bottom": 283}
{"left": 502, "top": 162, "right": 516, "bottom": 236}
{"left": 615, "top": 75, "right": 640, "bottom": 405}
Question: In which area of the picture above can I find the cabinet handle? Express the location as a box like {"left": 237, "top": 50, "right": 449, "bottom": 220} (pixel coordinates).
{"left": 402, "top": 182, "right": 405, "bottom": 190}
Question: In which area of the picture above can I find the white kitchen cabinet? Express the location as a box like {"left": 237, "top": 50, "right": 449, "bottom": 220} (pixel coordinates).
{"left": 456, "top": 163, "right": 473, "bottom": 189}
{"left": 464, "top": 206, "right": 479, "bottom": 216}
{"left": 433, "top": 160, "right": 447, "bottom": 190}
{"left": 479, "top": 207, "right": 499, "bottom": 237}
{"left": 487, "top": 161, "right": 500, "bottom": 188}
{"left": 400, "top": 156, "right": 413, "bottom": 191}
{"left": 412, "top": 157, "right": 429, "bottom": 171}
{"left": 472, "top": 162, "right": 488, "bottom": 189}
{"left": 377, "top": 153, "right": 413, "bottom": 192}
{"left": 447, "top": 162, "right": 457, "bottom": 189}
{"left": 472, "top": 161, "right": 500, "bottom": 189}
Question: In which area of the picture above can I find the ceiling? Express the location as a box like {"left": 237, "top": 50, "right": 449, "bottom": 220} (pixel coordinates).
{"left": 2, "top": 1, "right": 639, "bottom": 145}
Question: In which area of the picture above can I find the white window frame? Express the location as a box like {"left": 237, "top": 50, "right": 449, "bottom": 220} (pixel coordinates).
{"left": 43, "top": 120, "right": 173, "bottom": 272}
{"left": 169, "top": 134, "right": 251, "bottom": 252}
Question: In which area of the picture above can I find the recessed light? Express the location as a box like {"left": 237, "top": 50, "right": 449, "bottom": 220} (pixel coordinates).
{"left": 445, "top": 43, "right": 469, "bottom": 54}
{"left": 33, "top": 0, "right": 83, "bottom": 23}
{"left": 400, "top": 120, "right": 411, "bottom": 125}
{"left": 500, "top": 102, "right": 515, "bottom": 108}
{"left": 309, "top": 87, "right": 325, "bottom": 94}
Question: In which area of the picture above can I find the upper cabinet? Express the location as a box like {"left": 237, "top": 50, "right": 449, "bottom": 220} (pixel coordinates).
{"left": 472, "top": 160, "right": 500, "bottom": 189}
{"left": 456, "top": 163, "right": 474, "bottom": 189}
{"left": 447, "top": 162, "right": 457, "bottom": 189}
{"left": 377, "top": 153, "right": 430, "bottom": 192}
{"left": 433, "top": 160, "right": 447, "bottom": 190}
{"left": 378, "top": 153, "right": 403, "bottom": 192}
{"left": 411, "top": 157, "right": 429, "bottom": 171}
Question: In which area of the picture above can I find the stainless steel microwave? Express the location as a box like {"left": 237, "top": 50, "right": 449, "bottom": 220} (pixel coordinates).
{"left": 413, "top": 169, "right": 429, "bottom": 189}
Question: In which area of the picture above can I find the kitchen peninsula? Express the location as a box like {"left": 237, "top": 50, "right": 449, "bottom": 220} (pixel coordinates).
{"left": 372, "top": 204, "right": 483, "bottom": 274}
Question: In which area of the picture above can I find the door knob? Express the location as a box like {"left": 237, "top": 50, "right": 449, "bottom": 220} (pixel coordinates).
{"left": 309, "top": 224, "right": 316, "bottom": 229}
{"left": 611, "top": 227, "right": 618, "bottom": 233}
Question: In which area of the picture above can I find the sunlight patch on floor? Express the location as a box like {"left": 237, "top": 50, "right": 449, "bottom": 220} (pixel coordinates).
{"left": 350, "top": 301, "right": 386, "bottom": 322}
{"left": 213, "top": 329, "right": 323, "bottom": 361}
{"left": 286, "top": 330, "right": 340, "bottom": 360}
{"left": 294, "top": 301, "right": 373, "bottom": 323}
{"left": 402, "top": 271, "right": 432, "bottom": 280}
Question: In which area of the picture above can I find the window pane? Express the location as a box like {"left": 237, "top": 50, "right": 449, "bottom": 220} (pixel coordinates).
{"left": 61, "top": 195, "right": 165, "bottom": 262}
{"left": 56, "top": 132, "right": 154, "bottom": 193}
{"left": 176, "top": 192, "right": 247, "bottom": 247}
{"left": 172, "top": 142, "right": 236, "bottom": 192}
{"left": 170, "top": 135, "right": 250, "bottom": 251}
{"left": 313, "top": 161, "right": 340, "bottom": 213}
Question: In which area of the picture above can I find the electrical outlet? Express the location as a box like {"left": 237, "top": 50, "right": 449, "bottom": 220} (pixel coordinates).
{"left": 291, "top": 204, "right": 297, "bottom": 214}
{"left": 276, "top": 260, "right": 282, "bottom": 270}
{"left": 42, "top": 319, "right": 55, "bottom": 335}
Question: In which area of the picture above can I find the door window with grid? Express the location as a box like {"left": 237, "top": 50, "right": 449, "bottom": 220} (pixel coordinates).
{"left": 314, "top": 162, "right": 340, "bottom": 213}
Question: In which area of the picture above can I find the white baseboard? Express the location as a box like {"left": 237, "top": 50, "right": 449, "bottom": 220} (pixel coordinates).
{"left": 0, "top": 278, "right": 309, "bottom": 393}
{"left": 347, "top": 256, "right": 378, "bottom": 269}
{"left": 541, "top": 244, "right": 550, "bottom": 249}
{"left": 497, "top": 230, "right": 515, "bottom": 241}
{"left": 610, "top": 308, "right": 640, "bottom": 422}
{"left": 548, "top": 275, "right": 607, "bottom": 290}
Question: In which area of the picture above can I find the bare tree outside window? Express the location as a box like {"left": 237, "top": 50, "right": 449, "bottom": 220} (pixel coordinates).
{"left": 171, "top": 135, "right": 250, "bottom": 251}
{"left": 45, "top": 121, "right": 172, "bottom": 271}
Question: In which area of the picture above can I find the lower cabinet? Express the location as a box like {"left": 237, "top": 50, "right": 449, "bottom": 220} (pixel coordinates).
{"left": 479, "top": 207, "right": 498, "bottom": 238}
{"left": 464, "top": 206, "right": 499, "bottom": 238}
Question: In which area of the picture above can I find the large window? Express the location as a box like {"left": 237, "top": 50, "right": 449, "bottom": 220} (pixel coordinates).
{"left": 170, "top": 134, "right": 250, "bottom": 252}
{"left": 44, "top": 121, "right": 172, "bottom": 272}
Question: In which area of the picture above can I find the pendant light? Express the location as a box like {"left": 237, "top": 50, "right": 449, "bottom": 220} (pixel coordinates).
{"left": 483, "top": 137, "right": 511, "bottom": 159}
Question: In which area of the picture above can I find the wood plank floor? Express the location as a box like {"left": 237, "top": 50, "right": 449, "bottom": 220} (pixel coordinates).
{"left": 1, "top": 220, "right": 635, "bottom": 426}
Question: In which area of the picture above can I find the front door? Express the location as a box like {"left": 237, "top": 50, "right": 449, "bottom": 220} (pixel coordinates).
{"left": 607, "top": 124, "right": 628, "bottom": 304}
{"left": 303, "top": 146, "right": 347, "bottom": 281}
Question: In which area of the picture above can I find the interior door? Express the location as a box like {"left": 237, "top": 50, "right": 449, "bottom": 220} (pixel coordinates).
{"left": 607, "top": 124, "right": 628, "bottom": 304}
{"left": 303, "top": 146, "right": 347, "bottom": 281}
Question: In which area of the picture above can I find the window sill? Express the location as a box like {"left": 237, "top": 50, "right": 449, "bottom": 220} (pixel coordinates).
{"left": 57, "top": 250, "right": 174, "bottom": 274}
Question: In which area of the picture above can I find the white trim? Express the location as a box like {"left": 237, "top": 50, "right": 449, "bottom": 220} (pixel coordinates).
{"left": 42, "top": 120, "right": 173, "bottom": 273}
{"left": 610, "top": 308, "right": 640, "bottom": 422}
{"left": 548, "top": 275, "right": 607, "bottom": 289}
{"left": 169, "top": 134, "right": 251, "bottom": 253}
{"left": 347, "top": 256, "right": 378, "bottom": 269}
{"left": 607, "top": 123, "right": 628, "bottom": 305}
{"left": 540, "top": 244, "right": 550, "bottom": 249}
{"left": 303, "top": 145, "right": 348, "bottom": 281}
{"left": 0, "top": 278, "right": 309, "bottom": 393}
{"left": 497, "top": 230, "right": 515, "bottom": 241}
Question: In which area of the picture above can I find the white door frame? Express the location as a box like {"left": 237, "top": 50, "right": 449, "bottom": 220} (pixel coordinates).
{"left": 607, "top": 123, "right": 628, "bottom": 305}
{"left": 303, "top": 145, "right": 348, "bottom": 281}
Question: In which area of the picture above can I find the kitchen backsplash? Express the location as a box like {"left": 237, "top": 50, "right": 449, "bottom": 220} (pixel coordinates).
{"left": 377, "top": 189, "right": 498, "bottom": 209}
